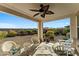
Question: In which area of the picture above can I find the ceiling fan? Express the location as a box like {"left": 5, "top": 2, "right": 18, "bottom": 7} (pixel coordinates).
{"left": 29, "top": 4, "right": 54, "bottom": 18}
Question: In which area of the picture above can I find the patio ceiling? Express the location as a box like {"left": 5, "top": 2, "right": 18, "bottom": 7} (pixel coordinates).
{"left": 0, "top": 3, "right": 79, "bottom": 22}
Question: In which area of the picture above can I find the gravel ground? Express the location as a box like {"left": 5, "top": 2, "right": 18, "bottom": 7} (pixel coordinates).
{"left": 0, "top": 35, "right": 68, "bottom": 56}
{"left": 0, "top": 34, "right": 38, "bottom": 56}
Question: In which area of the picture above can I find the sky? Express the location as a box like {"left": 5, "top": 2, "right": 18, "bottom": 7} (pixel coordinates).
{"left": 44, "top": 18, "right": 70, "bottom": 28}
{"left": 0, "top": 12, "right": 70, "bottom": 29}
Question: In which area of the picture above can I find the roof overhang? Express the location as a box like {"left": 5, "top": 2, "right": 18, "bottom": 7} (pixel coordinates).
{"left": 0, "top": 3, "right": 79, "bottom": 22}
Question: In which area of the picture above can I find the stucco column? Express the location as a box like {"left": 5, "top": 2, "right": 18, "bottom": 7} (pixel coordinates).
{"left": 70, "top": 15, "right": 77, "bottom": 49}
{"left": 38, "top": 21, "right": 43, "bottom": 43}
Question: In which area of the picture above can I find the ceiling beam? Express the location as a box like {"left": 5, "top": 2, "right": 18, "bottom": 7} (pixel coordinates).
{"left": 43, "top": 13, "right": 76, "bottom": 23}
{"left": 0, "top": 4, "right": 38, "bottom": 22}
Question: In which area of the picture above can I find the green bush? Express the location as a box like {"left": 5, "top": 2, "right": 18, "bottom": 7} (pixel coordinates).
{"left": 32, "top": 29, "right": 37, "bottom": 34}
{"left": 25, "top": 30, "right": 34, "bottom": 35}
{"left": 62, "top": 28, "right": 70, "bottom": 36}
{"left": 53, "top": 29, "right": 60, "bottom": 36}
{"left": 17, "top": 30, "right": 28, "bottom": 36}
{"left": 17, "top": 29, "right": 37, "bottom": 36}
{"left": 0, "top": 31, "right": 7, "bottom": 40}
{"left": 45, "top": 30, "right": 54, "bottom": 41}
{"left": 7, "top": 30, "right": 17, "bottom": 37}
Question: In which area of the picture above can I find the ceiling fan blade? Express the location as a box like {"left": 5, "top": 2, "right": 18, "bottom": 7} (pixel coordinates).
{"left": 29, "top": 9, "right": 39, "bottom": 12}
{"left": 46, "top": 11, "right": 54, "bottom": 14}
{"left": 40, "top": 5, "right": 49, "bottom": 18}
{"left": 33, "top": 13, "right": 40, "bottom": 17}
{"left": 30, "top": 4, "right": 54, "bottom": 18}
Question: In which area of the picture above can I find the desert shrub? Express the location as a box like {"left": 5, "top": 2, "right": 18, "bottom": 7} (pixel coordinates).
{"left": 32, "top": 29, "right": 37, "bottom": 34}
{"left": 62, "top": 28, "right": 70, "bottom": 36}
{"left": 25, "top": 30, "right": 34, "bottom": 35}
{"left": 17, "top": 29, "right": 36, "bottom": 36}
{"left": 17, "top": 30, "right": 28, "bottom": 36}
{"left": 53, "top": 29, "right": 63, "bottom": 36}
{"left": 45, "top": 30, "right": 54, "bottom": 41}
{"left": 0, "top": 31, "right": 8, "bottom": 40}
{"left": 7, "top": 30, "right": 17, "bottom": 37}
{"left": 54, "top": 29, "right": 60, "bottom": 36}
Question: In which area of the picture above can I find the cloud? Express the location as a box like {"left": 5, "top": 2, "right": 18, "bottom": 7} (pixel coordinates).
{"left": 0, "top": 23, "right": 37, "bottom": 29}
{"left": 0, "top": 23, "right": 17, "bottom": 28}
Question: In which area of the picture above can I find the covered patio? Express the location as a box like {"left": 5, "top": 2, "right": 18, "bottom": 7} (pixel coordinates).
{"left": 0, "top": 3, "right": 79, "bottom": 55}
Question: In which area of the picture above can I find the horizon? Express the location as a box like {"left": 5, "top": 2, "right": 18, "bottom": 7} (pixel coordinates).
{"left": 0, "top": 24, "right": 70, "bottom": 29}
{"left": 0, "top": 12, "right": 70, "bottom": 29}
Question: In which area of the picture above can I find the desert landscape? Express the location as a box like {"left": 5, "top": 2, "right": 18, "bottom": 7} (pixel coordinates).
{"left": 0, "top": 26, "right": 71, "bottom": 56}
